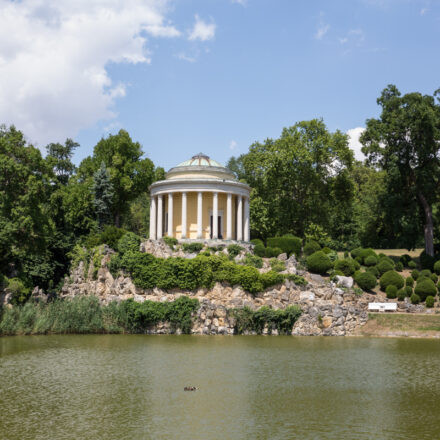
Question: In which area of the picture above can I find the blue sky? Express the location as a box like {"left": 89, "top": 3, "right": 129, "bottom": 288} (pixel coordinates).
{"left": 1, "top": 0, "right": 439, "bottom": 170}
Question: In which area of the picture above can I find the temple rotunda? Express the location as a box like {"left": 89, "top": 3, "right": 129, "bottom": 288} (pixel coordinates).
{"left": 149, "top": 153, "right": 251, "bottom": 241}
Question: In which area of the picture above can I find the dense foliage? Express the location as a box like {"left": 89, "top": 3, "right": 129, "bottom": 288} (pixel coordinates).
{"left": 0, "top": 296, "right": 199, "bottom": 335}
{"left": 306, "top": 251, "right": 333, "bottom": 274}
{"left": 231, "top": 305, "right": 302, "bottom": 335}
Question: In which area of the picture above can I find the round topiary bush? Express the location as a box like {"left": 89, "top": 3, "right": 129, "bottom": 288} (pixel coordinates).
{"left": 364, "top": 255, "right": 378, "bottom": 266}
{"left": 377, "top": 258, "right": 395, "bottom": 275}
{"left": 379, "top": 270, "right": 405, "bottom": 291}
{"left": 322, "top": 247, "right": 332, "bottom": 254}
{"left": 367, "top": 266, "right": 380, "bottom": 279}
{"left": 303, "top": 240, "right": 321, "bottom": 256}
{"left": 411, "top": 269, "right": 419, "bottom": 280}
{"left": 408, "top": 260, "right": 417, "bottom": 269}
{"left": 386, "top": 285, "right": 398, "bottom": 299}
{"left": 406, "top": 276, "right": 414, "bottom": 287}
{"left": 434, "top": 260, "right": 440, "bottom": 276}
{"left": 251, "top": 238, "right": 264, "bottom": 247}
{"left": 334, "top": 258, "right": 357, "bottom": 276}
{"left": 426, "top": 296, "right": 435, "bottom": 308}
{"left": 395, "top": 262, "right": 403, "bottom": 272}
{"left": 350, "top": 247, "right": 362, "bottom": 259}
{"left": 306, "top": 251, "right": 333, "bottom": 275}
{"left": 399, "top": 254, "right": 412, "bottom": 267}
{"left": 405, "top": 286, "right": 413, "bottom": 296}
{"left": 420, "top": 250, "right": 435, "bottom": 270}
{"left": 420, "top": 269, "right": 432, "bottom": 278}
{"left": 414, "top": 278, "right": 437, "bottom": 301}
{"left": 431, "top": 273, "right": 438, "bottom": 283}
{"left": 354, "top": 271, "right": 377, "bottom": 291}
{"left": 254, "top": 244, "right": 266, "bottom": 257}
{"left": 358, "top": 248, "right": 377, "bottom": 264}
{"left": 397, "top": 288, "right": 406, "bottom": 301}
{"left": 265, "top": 246, "right": 283, "bottom": 258}
{"left": 410, "top": 293, "right": 421, "bottom": 304}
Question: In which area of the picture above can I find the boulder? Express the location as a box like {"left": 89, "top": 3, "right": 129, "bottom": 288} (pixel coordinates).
{"left": 335, "top": 275, "right": 354, "bottom": 289}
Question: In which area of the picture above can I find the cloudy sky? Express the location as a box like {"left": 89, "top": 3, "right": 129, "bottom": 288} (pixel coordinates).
{"left": 0, "top": 0, "right": 438, "bottom": 169}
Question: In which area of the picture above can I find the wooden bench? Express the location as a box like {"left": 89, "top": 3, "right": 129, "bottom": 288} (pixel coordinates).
{"left": 368, "top": 302, "right": 397, "bottom": 312}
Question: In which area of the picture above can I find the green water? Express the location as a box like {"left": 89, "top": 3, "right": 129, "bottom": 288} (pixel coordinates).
{"left": 1, "top": 336, "right": 440, "bottom": 440}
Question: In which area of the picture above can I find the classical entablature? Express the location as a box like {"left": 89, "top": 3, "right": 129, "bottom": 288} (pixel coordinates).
{"left": 149, "top": 153, "right": 251, "bottom": 241}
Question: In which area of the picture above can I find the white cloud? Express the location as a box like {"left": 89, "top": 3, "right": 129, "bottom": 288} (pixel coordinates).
{"left": 420, "top": 7, "right": 428, "bottom": 15}
{"left": 229, "top": 140, "right": 237, "bottom": 150}
{"left": 231, "top": 0, "right": 247, "bottom": 5}
{"left": 188, "top": 15, "right": 216, "bottom": 41}
{"left": 315, "top": 24, "right": 330, "bottom": 40}
{"left": 0, "top": 0, "right": 181, "bottom": 147}
{"left": 176, "top": 52, "right": 196, "bottom": 63}
{"left": 347, "top": 127, "right": 366, "bottom": 161}
{"left": 339, "top": 37, "right": 348, "bottom": 44}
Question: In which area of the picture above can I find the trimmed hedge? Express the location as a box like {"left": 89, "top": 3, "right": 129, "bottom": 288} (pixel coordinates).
{"left": 379, "top": 270, "right": 404, "bottom": 291}
{"left": 411, "top": 269, "right": 419, "bottom": 280}
{"left": 364, "top": 255, "right": 378, "bottom": 266}
{"left": 411, "top": 293, "right": 421, "bottom": 304}
{"left": 110, "top": 251, "right": 304, "bottom": 294}
{"left": 254, "top": 244, "right": 266, "bottom": 257}
{"left": 354, "top": 271, "right": 377, "bottom": 291}
{"left": 397, "top": 288, "right": 406, "bottom": 301}
{"left": 366, "top": 266, "right": 380, "bottom": 279}
{"left": 414, "top": 278, "right": 437, "bottom": 301}
{"left": 377, "top": 258, "right": 395, "bottom": 275}
{"left": 303, "top": 240, "right": 321, "bottom": 256}
{"left": 426, "top": 296, "right": 435, "bottom": 308}
{"left": 267, "top": 236, "right": 301, "bottom": 257}
{"left": 406, "top": 276, "right": 414, "bottom": 287}
{"left": 265, "top": 247, "right": 283, "bottom": 258}
{"left": 386, "top": 285, "right": 397, "bottom": 299}
{"left": 306, "top": 251, "right": 333, "bottom": 274}
{"left": 334, "top": 258, "right": 357, "bottom": 276}
{"left": 408, "top": 260, "right": 417, "bottom": 269}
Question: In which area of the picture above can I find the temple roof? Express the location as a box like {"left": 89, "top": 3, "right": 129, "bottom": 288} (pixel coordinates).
{"left": 176, "top": 153, "right": 225, "bottom": 168}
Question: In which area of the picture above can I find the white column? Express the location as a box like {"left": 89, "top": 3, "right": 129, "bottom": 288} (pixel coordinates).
{"left": 181, "top": 192, "right": 187, "bottom": 239}
{"left": 167, "top": 193, "right": 173, "bottom": 237}
{"left": 244, "top": 196, "right": 250, "bottom": 242}
{"left": 237, "top": 195, "right": 243, "bottom": 241}
{"left": 157, "top": 194, "right": 163, "bottom": 239}
{"left": 149, "top": 195, "right": 156, "bottom": 240}
{"left": 197, "top": 192, "right": 203, "bottom": 239}
{"left": 213, "top": 192, "right": 218, "bottom": 239}
{"left": 226, "top": 193, "right": 232, "bottom": 240}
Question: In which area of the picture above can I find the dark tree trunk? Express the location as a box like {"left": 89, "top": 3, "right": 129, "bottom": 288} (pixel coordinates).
{"left": 418, "top": 192, "right": 434, "bottom": 256}
{"left": 114, "top": 212, "right": 120, "bottom": 228}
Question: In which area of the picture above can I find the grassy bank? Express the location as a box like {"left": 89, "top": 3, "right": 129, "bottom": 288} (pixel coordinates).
{"left": 0, "top": 296, "right": 199, "bottom": 336}
{"left": 357, "top": 313, "right": 440, "bottom": 338}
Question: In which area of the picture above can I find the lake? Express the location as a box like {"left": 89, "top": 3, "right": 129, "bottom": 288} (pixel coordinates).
{"left": 1, "top": 335, "right": 439, "bottom": 440}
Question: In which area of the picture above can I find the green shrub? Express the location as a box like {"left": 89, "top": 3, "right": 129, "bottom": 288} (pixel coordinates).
{"left": 377, "top": 258, "right": 395, "bottom": 275}
{"left": 322, "top": 247, "right": 332, "bottom": 254}
{"left": 6, "top": 278, "right": 31, "bottom": 305}
{"left": 334, "top": 258, "right": 357, "bottom": 276}
{"left": 267, "top": 236, "right": 301, "bottom": 257}
{"left": 411, "top": 269, "right": 419, "bottom": 280}
{"left": 386, "top": 285, "right": 398, "bottom": 299}
{"left": 414, "top": 278, "right": 437, "bottom": 301}
{"left": 367, "top": 266, "right": 380, "bottom": 279}
{"left": 364, "top": 255, "right": 378, "bottom": 266}
{"left": 200, "top": 250, "right": 211, "bottom": 257}
{"left": 434, "top": 260, "right": 440, "bottom": 275}
{"left": 243, "top": 254, "right": 263, "bottom": 269}
{"left": 306, "top": 251, "right": 333, "bottom": 274}
{"left": 343, "top": 251, "right": 349, "bottom": 258}
{"left": 358, "top": 248, "right": 377, "bottom": 264}
{"left": 329, "top": 269, "right": 344, "bottom": 281}
{"left": 408, "top": 260, "right": 417, "bottom": 269}
{"left": 431, "top": 273, "right": 438, "bottom": 283}
{"left": 250, "top": 238, "right": 264, "bottom": 247}
{"left": 378, "top": 253, "right": 387, "bottom": 259}
{"left": 406, "top": 276, "right": 414, "bottom": 287}
{"left": 405, "top": 286, "right": 413, "bottom": 296}
{"left": 182, "top": 242, "right": 203, "bottom": 253}
{"left": 397, "top": 288, "right": 406, "bottom": 301}
{"left": 410, "top": 293, "right": 421, "bottom": 304}
{"left": 254, "top": 243, "right": 266, "bottom": 257}
{"left": 232, "top": 305, "right": 301, "bottom": 335}
{"left": 227, "top": 244, "right": 244, "bottom": 257}
{"left": 379, "top": 270, "right": 405, "bottom": 291}
{"left": 355, "top": 256, "right": 363, "bottom": 265}
{"left": 303, "top": 240, "right": 321, "bottom": 256}
{"left": 426, "top": 296, "right": 435, "bottom": 308}
{"left": 350, "top": 247, "right": 362, "bottom": 259}
{"left": 395, "top": 262, "right": 403, "bottom": 272}
{"left": 117, "top": 232, "right": 141, "bottom": 255}
{"left": 399, "top": 254, "right": 412, "bottom": 266}
{"left": 265, "top": 247, "right": 283, "bottom": 258}
{"left": 420, "top": 251, "right": 435, "bottom": 270}
{"left": 270, "top": 258, "right": 286, "bottom": 272}
{"left": 354, "top": 271, "right": 377, "bottom": 291}
{"left": 163, "top": 236, "right": 178, "bottom": 248}
{"left": 420, "top": 269, "right": 432, "bottom": 278}
{"left": 98, "top": 226, "right": 126, "bottom": 250}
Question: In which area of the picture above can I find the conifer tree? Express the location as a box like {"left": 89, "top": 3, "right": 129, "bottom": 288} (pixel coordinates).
{"left": 92, "top": 162, "right": 114, "bottom": 228}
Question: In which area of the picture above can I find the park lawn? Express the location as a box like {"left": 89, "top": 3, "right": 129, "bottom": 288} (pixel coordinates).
{"left": 357, "top": 313, "right": 440, "bottom": 337}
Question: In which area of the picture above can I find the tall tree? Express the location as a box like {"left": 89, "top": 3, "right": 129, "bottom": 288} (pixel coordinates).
{"left": 361, "top": 85, "right": 440, "bottom": 256}
{"left": 92, "top": 162, "right": 114, "bottom": 229}
{"left": 228, "top": 119, "right": 354, "bottom": 240}
{"left": 46, "top": 139, "right": 79, "bottom": 185}
{"left": 79, "top": 130, "right": 155, "bottom": 227}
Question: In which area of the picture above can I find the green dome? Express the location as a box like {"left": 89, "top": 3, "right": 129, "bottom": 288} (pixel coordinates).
{"left": 176, "top": 153, "right": 224, "bottom": 168}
